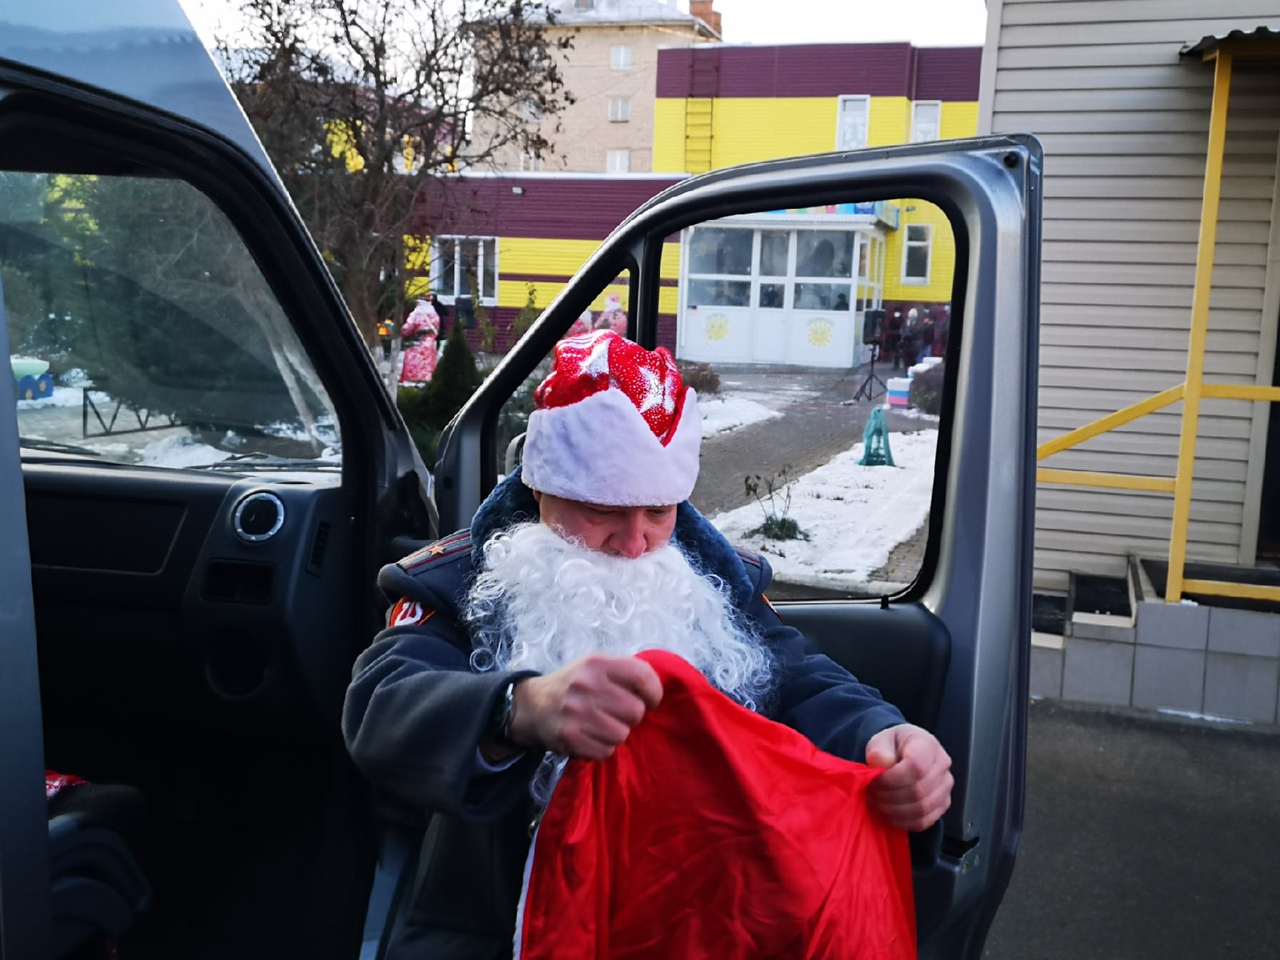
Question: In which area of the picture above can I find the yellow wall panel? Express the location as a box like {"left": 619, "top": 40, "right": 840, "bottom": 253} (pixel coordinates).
{"left": 498, "top": 278, "right": 562, "bottom": 310}
{"left": 659, "top": 285, "right": 680, "bottom": 315}
{"left": 882, "top": 199, "right": 957, "bottom": 302}
{"left": 867, "top": 97, "right": 910, "bottom": 147}
{"left": 660, "top": 241, "right": 682, "bottom": 279}
{"left": 708, "top": 98, "right": 835, "bottom": 168}
{"left": 940, "top": 101, "right": 979, "bottom": 140}
{"left": 654, "top": 95, "right": 966, "bottom": 173}
{"left": 654, "top": 99, "right": 689, "bottom": 173}
{"left": 500, "top": 237, "right": 600, "bottom": 277}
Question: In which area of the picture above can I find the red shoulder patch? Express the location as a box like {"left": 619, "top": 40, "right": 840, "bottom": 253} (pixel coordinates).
{"left": 388, "top": 598, "right": 436, "bottom": 628}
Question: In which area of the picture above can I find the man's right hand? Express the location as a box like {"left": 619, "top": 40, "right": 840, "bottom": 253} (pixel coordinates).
{"left": 507, "top": 654, "right": 663, "bottom": 759}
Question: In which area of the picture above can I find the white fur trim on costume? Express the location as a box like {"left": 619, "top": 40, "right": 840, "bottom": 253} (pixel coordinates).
{"left": 521, "top": 388, "right": 701, "bottom": 507}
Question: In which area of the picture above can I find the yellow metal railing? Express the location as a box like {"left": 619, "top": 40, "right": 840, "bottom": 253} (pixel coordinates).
{"left": 1035, "top": 47, "right": 1280, "bottom": 605}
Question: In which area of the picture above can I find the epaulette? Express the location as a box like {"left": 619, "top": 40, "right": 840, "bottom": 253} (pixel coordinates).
{"left": 399, "top": 530, "right": 473, "bottom": 574}
{"left": 735, "top": 548, "right": 764, "bottom": 569}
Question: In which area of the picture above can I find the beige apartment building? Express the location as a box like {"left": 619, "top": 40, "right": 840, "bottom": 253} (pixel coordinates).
{"left": 486, "top": 0, "right": 720, "bottom": 173}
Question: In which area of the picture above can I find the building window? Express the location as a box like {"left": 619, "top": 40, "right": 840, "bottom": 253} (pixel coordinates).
{"left": 606, "top": 149, "right": 631, "bottom": 173}
{"left": 902, "top": 223, "right": 932, "bottom": 284}
{"left": 609, "top": 97, "right": 632, "bottom": 123}
{"left": 520, "top": 99, "right": 543, "bottom": 123}
{"left": 835, "top": 95, "right": 869, "bottom": 151}
{"left": 431, "top": 236, "right": 498, "bottom": 306}
{"left": 911, "top": 101, "right": 941, "bottom": 144}
{"left": 519, "top": 151, "right": 542, "bottom": 172}
{"left": 611, "top": 45, "right": 633, "bottom": 70}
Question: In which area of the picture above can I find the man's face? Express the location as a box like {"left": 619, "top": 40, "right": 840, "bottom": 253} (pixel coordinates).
{"left": 534, "top": 492, "right": 678, "bottom": 559}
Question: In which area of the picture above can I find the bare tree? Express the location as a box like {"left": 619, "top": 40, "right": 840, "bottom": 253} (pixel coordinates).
{"left": 218, "top": 0, "right": 571, "bottom": 344}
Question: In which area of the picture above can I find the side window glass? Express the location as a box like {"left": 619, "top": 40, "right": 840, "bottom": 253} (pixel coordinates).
{"left": 495, "top": 268, "right": 633, "bottom": 474}
{"left": 2, "top": 172, "right": 340, "bottom": 468}
{"left": 672, "top": 199, "right": 955, "bottom": 597}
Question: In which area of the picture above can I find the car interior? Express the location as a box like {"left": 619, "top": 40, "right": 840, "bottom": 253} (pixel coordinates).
{"left": 2, "top": 54, "right": 1039, "bottom": 960}
{"left": 1, "top": 84, "right": 435, "bottom": 960}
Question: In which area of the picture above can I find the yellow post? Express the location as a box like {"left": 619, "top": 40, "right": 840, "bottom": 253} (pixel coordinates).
{"left": 1167, "top": 51, "right": 1233, "bottom": 603}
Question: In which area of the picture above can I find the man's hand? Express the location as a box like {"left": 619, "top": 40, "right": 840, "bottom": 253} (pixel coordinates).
{"left": 865, "top": 723, "right": 953, "bottom": 832}
{"left": 507, "top": 654, "right": 663, "bottom": 759}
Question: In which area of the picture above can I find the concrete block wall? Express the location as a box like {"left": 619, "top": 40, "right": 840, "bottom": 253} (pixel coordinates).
{"left": 1031, "top": 602, "right": 1280, "bottom": 726}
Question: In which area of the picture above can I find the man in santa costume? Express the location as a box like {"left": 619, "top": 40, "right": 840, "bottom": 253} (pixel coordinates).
{"left": 344, "top": 330, "right": 952, "bottom": 959}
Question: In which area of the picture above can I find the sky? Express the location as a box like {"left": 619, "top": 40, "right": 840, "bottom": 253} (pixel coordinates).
{"left": 714, "top": 0, "right": 986, "bottom": 47}
{"left": 182, "top": 0, "right": 988, "bottom": 50}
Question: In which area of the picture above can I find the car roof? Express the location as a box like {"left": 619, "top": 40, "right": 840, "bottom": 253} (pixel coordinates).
{"left": 0, "top": 0, "right": 273, "bottom": 174}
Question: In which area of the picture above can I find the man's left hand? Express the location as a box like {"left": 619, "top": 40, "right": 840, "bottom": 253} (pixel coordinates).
{"left": 864, "top": 724, "right": 953, "bottom": 832}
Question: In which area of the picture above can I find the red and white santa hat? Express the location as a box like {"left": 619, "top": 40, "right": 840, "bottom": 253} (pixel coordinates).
{"left": 522, "top": 330, "right": 701, "bottom": 507}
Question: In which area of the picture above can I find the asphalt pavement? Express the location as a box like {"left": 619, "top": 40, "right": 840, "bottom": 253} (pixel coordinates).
{"left": 982, "top": 699, "right": 1280, "bottom": 959}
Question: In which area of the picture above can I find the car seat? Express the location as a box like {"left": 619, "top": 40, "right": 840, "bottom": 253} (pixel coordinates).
{"left": 46, "top": 771, "right": 153, "bottom": 958}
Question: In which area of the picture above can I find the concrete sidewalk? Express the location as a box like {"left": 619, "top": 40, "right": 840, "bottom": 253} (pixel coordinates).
{"left": 982, "top": 699, "right": 1280, "bottom": 959}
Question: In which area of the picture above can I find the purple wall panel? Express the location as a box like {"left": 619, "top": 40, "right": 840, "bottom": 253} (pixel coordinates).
{"left": 448, "top": 309, "right": 678, "bottom": 356}
{"left": 656, "top": 43, "right": 980, "bottom": 101}
{"left": 412, "top": 176, "right": 680, "bottom": 241}
{"left": 915, "top": 47, "right": 983, "bottom": 101}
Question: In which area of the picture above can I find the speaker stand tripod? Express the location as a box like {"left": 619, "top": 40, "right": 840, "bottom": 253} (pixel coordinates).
{"left": 853, "top": 343, "right": 887, "bottom": 402}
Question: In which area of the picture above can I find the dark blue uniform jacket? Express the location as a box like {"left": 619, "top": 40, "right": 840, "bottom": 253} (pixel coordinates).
{"left": 342, "top": 470, "right": 906, "bottom": 958}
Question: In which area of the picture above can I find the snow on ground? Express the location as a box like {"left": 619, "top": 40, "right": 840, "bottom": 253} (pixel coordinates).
{"left": 137, "top": 435, "right": 234, "bottom": 468}
{"left": 699, "top": 395, "right": 782, "bottom": 436}
{"left": 16, "top": 385, "right": 110, "bottom": 410}
{"left": 711, "top": 430, "right": 938, "bottom": 590}
{"left": 882, "top": 402, "right": 939, "bottom": 422}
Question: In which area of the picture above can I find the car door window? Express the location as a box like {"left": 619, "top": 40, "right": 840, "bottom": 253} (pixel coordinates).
{"left": 673, "top": 199, "right": 954, "bottom": 598}
{"left": 2, "top": 172, "right": 340, "bottom": 468}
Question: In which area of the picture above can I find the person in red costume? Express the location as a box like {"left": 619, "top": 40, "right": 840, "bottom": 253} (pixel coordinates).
{"left": 592, "top": 292, "right": 628, "bottom": 335}
{"left": 344, "top": 330, "right": 952, "bottom": 960}
{"left": 398, "top": 297, "right": 441, "bottom": 385}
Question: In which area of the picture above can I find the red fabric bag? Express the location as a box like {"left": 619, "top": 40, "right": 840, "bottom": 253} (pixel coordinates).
{"left": 516, "top": 650, "right": 916, "bottom": 959}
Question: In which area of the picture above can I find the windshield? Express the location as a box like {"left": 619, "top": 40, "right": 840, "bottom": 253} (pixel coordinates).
{"left": 2, "top": 171, "right": 339, "bottom": 469}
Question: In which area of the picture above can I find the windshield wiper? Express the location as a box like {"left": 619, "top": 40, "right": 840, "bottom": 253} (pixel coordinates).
{"left": 193, "top": 452, "right": 340, "bottom": 471}
{"left": 19, "top": 437, "right": 102, "bottom": 457}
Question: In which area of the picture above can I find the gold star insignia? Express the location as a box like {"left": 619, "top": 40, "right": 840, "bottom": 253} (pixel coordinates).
{"left": 427, "top": 543, "right": 447, "bottom": 556}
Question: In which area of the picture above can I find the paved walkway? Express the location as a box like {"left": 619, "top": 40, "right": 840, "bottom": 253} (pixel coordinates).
{"left": 983, "top": 700, "right": 1280, "bottom": 959}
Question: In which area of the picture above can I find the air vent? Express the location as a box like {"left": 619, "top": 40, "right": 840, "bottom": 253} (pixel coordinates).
{"left": 307, "top": 521, "right": 331, "bottom": 574}
{"left": 233, "top": 492, "right": 285, "bottom": 543}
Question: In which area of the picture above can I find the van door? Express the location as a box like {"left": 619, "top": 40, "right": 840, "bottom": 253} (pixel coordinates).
{"left": 435, "top": 137, "right": 1043, "bottom": 959}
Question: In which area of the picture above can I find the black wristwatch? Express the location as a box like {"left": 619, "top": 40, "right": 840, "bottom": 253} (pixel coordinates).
{"left": 487, "top": 680, "right": 518, "bottom": 743}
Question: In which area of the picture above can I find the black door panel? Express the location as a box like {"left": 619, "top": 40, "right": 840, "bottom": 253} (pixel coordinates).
{"left": 26, "top": 463, "right": 355, "bottom": 733}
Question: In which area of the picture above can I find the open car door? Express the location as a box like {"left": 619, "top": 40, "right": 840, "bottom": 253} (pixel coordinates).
{"left": 0, "top": 3, "right": 435, "bottom": 957}
{"left": 434, "top": 137, "right": 1043, "bottom": 959}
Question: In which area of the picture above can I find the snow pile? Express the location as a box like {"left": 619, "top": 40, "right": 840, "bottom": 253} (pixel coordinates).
{"left": 699, "top": 395, "right": 782, "bottom": 436}
{"left": 711, "top": 430, "right": 938, "bottom": 590}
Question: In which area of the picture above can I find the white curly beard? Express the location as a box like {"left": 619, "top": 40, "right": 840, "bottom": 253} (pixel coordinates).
{"left": 463, "top": 521, "right": 776, "bottom": 806}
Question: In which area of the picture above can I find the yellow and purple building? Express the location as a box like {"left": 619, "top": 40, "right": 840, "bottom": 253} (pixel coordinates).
{"left": 408, "top": 42, "right": 980, "bottom": 364}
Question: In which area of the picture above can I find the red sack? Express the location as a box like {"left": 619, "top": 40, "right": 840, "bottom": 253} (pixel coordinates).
{"left": 516, "top": 650, "right": 916, "bottom": 959}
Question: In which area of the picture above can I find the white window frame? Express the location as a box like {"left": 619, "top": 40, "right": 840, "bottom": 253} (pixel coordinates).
{"left": 519, "top": 151, "right": 542, "bottom": 172}
{"left": 610, "top": 45, "right": 633, "bottom": 71}
{"left": 430, "top": 235, "right": 499, "bottom": 306}
{"left": 608, "top": 97, "right": 632, "bottom": 123}
{"left": 606, "top": 148, "right": 631, "bottom": 173}
{"left": 835, "top": 95, "right": 870, "bottom": 151}
{"left": 902, "top": 223, "right": 932, "bottom": 285}
{"left": 520, "top": 98, "right": 543, "bottom": 123}
{"left": 910, "top": 100, "right": 942, "bottom": 144}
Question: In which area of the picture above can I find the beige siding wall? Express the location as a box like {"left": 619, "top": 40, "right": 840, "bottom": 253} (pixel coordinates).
{"left": 485, "top": 24, "right": 706, "bottom": 174}
{"left": 981, "top": 0, "right": 1280, "bottom": 593}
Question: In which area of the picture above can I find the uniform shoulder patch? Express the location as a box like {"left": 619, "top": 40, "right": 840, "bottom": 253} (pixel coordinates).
{"left": 400, "top": 531, "right": 473, "bottom": 573}
{"left": 388, "top": 597, "right": 436, "bottom": 628}
{"left": 734, "top": 548, "right": 764, "bottom": 569}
